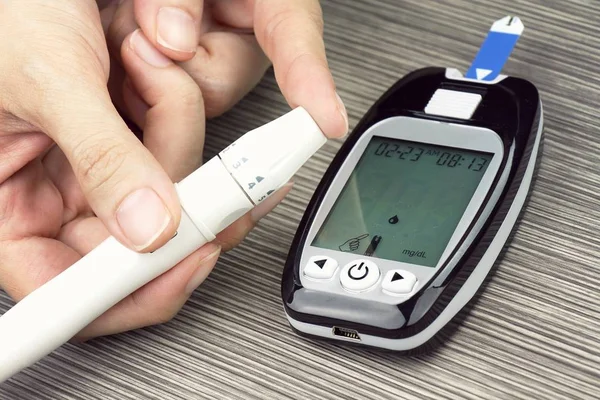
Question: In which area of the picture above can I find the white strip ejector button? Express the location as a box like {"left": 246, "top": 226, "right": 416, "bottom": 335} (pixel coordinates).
{"left": 424, "top": 89, "right": 482, "bottom": 119}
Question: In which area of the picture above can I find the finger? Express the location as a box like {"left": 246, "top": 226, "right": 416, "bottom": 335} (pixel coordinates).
{"left": 180, "top": 32, "right": 270, "bottom": 118}
{"left": 72, "top": 184, "right": 291, "bottom": 340}
{"left": 209, "top": 0, "right": 254, "bottom": 29}
{"left": 42, "top": 145, "right": 93, "bottom": 225}
{"left": 59, "top": 180, "right": 293, "bottom": 256}
{"left": 0, "top": 237, "right": 81, "bottom": 302}
{"left": 9, "top": 58, "right": 181, "bottom": 255}
{"left": 99, "top": 1, "right": 119, "bottom": 34}
{"left": 106, "top": 0, "right": 137, "bottom": 65}
{"left": 105, "top": 0, "right": 149, "bottom": 127}
{"left": 75, "top": 242, "right": 221, "bottom": 340}
{"left": 0, "top": 227, "right": 220, "bottom": 342}
{"left": 0, "top": 131, "right": 53, "bottom": 185}
{"left": 122, "top": 78, "right": 149, "bottom": 129}
{"left": 215, "top": 182, "right": 292, "bottom": 252}
{"left": 0, "top": 162, "right": 82, "bottom": 300}
{"left": 133, "top": 0, "right": 204, "bottom": 60}
{"left": 0, "top": 160, "right": 64, "bottom": 243}
{"left": 57, "top": 217, "right": 110, "bottom": 256}
{"left": 121, "top": 29, "right": 205, "bottom": 181}
{"left": 107, "top": 57, "right": 138, "bottom": 125}
{"left": 253, "top": 0, "right": 348, "bottom": 138}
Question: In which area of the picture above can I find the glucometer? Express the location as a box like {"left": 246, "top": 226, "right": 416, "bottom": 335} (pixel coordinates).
{"left": 281, "top": 17, "right": 543, "bottom": 352}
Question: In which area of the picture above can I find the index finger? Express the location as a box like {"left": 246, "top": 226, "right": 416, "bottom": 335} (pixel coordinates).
{"left": 253, "top": 0, "right": 348, "bottom": 138}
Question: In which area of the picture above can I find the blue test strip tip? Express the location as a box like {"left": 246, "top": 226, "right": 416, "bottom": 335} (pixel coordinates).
{"left": 465, "top": 16, "right": 525, "bottom": 81}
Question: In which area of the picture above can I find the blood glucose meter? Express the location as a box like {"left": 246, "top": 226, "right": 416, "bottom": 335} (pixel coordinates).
{"left": 280, "top": 66, "right": 543, "bottom": 353}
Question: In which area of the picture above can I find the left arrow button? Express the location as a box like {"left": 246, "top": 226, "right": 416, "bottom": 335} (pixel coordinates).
{"left": 303, "top": 256, "right": 338, "bottom": 280}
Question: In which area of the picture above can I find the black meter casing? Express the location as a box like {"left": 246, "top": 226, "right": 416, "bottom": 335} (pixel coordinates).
{"left": 280, "top": 67, "right": 543, "bottom": 354}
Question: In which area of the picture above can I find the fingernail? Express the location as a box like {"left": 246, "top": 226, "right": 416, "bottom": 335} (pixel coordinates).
{"left": 117, "top": 188, "right": 171, "bottom": 250}
{"left": 129, "top": 29, "right": 171, "bottom": 68}
{"left": 185, "top": 244, "right": 221, "bottom": 294}
{"left": 157, "top": 7, "right": 197, "bottom": 53}
{"left": 335, "top": 92, "right": 349, "bottom": 135}
{"left": 250, "top": 182, "right": 294, "bottom": 222}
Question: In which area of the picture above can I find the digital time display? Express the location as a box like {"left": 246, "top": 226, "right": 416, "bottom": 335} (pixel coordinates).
{"left": 311, "top": 136, "right": 494, "bottom": 267}
{"left": 372, "top": 141, "right": 489, "bottom": 172}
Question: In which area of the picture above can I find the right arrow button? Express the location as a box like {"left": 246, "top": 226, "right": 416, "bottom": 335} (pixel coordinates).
{"left": 382, "top": 270, "right": 417, "bottom": 295}
{"left": 391, "top": 272, "right": 404, "bottom": 282}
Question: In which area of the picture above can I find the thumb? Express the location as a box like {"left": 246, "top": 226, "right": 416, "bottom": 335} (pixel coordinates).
{"left": 38, "top": 84, "right": 180, "bottom": 253}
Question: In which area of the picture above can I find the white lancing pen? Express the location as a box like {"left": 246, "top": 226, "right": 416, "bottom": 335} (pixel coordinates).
{"left": 0, "top": 107, "right": 327, "bottom": 382}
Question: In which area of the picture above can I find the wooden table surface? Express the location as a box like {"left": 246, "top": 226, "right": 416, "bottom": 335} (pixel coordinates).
{"left": 1, "top": 1, "right": 599, "bottom": 399}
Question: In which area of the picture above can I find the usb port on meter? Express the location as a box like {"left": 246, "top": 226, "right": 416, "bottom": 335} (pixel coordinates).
{"left": 332, "top": 327, "right": 361, "bottom": 341}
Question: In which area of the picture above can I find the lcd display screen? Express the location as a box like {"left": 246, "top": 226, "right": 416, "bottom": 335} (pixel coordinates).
{"left": 311, "top": 136, "right": 493, "bottom": 267}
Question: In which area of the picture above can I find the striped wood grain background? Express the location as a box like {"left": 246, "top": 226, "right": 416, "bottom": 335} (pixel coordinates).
{"left": 1, "top": 0, "right": 599, "bottom": 399}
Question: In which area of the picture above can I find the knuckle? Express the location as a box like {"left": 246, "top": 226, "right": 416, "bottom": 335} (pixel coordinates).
{"left": 10, "top": 53, "right": 72, "bottom": 124}
{"left": 11, "top": 49, "right": 107, "bottom": 124}
{"left": 262, "top": 9, "right": 296, "bottom": 51}
{"left": 72, "top": 138, "right": 128, "bottom": 195}
{"left": 192, "top": 71, "right": 252, "bottom": 118}
{"left": 177, "top": 85, "right": 204, "bottom": 109}
{"left": 202, "top": 85, "right": 233, "bottom": 118}
{"left": 307, "top": 5, "right": 324, "bottom": 35}
{"left": 261, "top": 3, "right": 324, "bottom": 49}
{"left": 170, "top": 82, "right": 209, "bottom": 115}
{"left": 281, "top": 52, "right": 313, "bottom": 90}
{"left": 16, "top": 54, "right": 58, "bottom": 101}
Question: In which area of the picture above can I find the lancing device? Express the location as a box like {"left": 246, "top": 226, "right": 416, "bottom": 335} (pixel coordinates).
{"left": 0, "top": 107, "right": 327, "bottom": 382}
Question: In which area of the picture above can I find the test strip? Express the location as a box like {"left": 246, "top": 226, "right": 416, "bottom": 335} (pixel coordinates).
{"left": 364, "top": 235, "right": 381, "bottom": 256}
{"left": 465, "top": 16, "right": 524, "bottom": 81}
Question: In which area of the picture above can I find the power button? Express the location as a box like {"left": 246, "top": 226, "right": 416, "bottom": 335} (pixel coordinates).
{"left": 339, "top": 260, "right": 380, "bottom": 292}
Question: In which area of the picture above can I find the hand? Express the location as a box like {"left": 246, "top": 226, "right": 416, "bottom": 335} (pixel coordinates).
{"left": 101, "top": 0, "right": 349, "bottom": 137}
{"left": 338, "top": 234, "right": 369, "bottom": 252}
{"left": 0, "top": 0, "right": 289, "bottom": 340}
